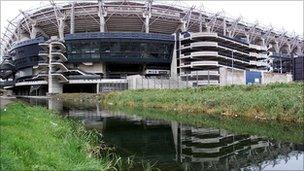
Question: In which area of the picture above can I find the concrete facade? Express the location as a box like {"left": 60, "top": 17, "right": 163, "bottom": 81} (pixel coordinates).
{"left": 261, "top": 72, "right": 293, "bottom": 84}
{"left": 219, "top": 67, "right": 246, "bottom": 86}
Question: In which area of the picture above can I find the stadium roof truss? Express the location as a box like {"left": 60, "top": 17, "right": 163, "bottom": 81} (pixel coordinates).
{"left": 1, "top": 0, "right": 303, "bottom": 56}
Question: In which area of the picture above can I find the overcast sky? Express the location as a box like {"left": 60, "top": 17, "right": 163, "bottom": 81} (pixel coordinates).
{"left": 0, "top": 0, "right": 303, "bottom": 39}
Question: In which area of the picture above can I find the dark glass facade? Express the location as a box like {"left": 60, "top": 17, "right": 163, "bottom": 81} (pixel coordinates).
{"left": 9, "top": 37, "right": 45, "bottom": 70}
{"left": 10, "top": 44, "right": 41, "bottom": 70}
{"left": 66, "top": 39, "right": 174, "bottom": 64}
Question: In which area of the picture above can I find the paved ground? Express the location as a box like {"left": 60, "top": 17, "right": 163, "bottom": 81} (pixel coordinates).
{"left": 0, "top": 96, "right": 16, "bottom": 108}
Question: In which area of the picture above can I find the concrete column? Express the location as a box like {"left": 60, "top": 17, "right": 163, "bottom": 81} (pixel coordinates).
{"left": 145, "top": 16, "right": 150, "bottom": 33}
{"left": 48, "top": 43, "right": 53, "bottom": 93}
{"left": 223, "top": 18, "right": 227, "bottom": 36}
{"left": 181, "top": 21, "right": 187, "bottom": 32}
{"left": 261, "top": 37, "right": 265, "bottom": 47}
{"left": 143, "top": 0, "right": 152, "bottom": 33}
{"left": 58, "top": 18, "right": 65, "bottom": 40}
{"left": 206, "top": 26, "right": 211, "bottom": 32}
{"left": 70, "top": 2, "right": 75, "bottom": 34}
{"left": 170, "top": 34, "right": 178, "bottom": 76}
{"left": 96, "top": 83, "right": 100, "bottom": 93}
{"left": 274, "top": 41, "right": 280, "bottom": 53}
{"left": 199, "top": 13, "right": 203, "bottom": 32}
{"left": 287, "top": 44, "right": 292, "bottom": 55}
{"left": 30, "top": 25, "right": 38, "bottom": 39}
{"left": 246, "top": 34, "right": 250, "bottom": 44}
{"left": 98, "top": 0, "right": 107, "bottom": 32}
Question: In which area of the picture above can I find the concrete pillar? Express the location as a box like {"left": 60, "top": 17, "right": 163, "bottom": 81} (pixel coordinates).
{"left": 98, "top": 0, "right": 107, "bottom": 32}
{"left": 181, "top": 21, "right": 187, "bottom": 32}
{"left": 48, "top": 43, "right": 53, "bottom": 93}
{"left": 70, "top": 2, "right": 75, "bottom": 34}
{"left": 199, "top": 13, "right": 203, "bottom": 32}
{"left": 96, "top": 83, "right": 100, "bottom": 93}
{"left": 58, "top": 18, "right": 65, "bottom": 40}
{"left": 145, "top": 16, "right": 150, "bottom": 33}
{"left": 246, "top": 34, "right": 250, "bottom": 44}
{"left": 30, "top": 24, "right": 38, "bottom": 39}
{"left": 170, "top": 34, "right": 178, "bottom": 76}
{"left": 274, "top": 41, "right": 280, "bottom": 53}
{"left": 223, "top": 18, "right": 227, "bottom": 36}
{"left": 261, "top": 37, "right": 265, "bottom": 47}
{"left": 48, "top": 98, "right": 63, "bottom": 111}
{"left": 206, "top": 26, "right": 211, "bottom": 32}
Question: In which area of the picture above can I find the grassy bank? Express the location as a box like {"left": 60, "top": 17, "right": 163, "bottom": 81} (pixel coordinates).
{"left": 102, "top": 83, "right": 304, "bottom": 123}
{"left": 0, "top": 102, "right": 112, "bottom": 170}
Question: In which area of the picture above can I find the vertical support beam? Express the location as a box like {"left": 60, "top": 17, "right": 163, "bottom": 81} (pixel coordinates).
{"left": 181, "top": 21, "right": 187, "bottom": 32}
{"left": 261, "top": 37, "right": 265, "bottom": 47}
{"left": 48, "top": 43, "right": 53, "bottom": 94}
{"left": 145, "top": 17, "right": 150, "bottom": 33}
{"left": 98, "top": 0, "right": 107, "bottom": 32}
{"left": 96, "top": 83, "right": 100, "bottom": 93}
{"left": 223, "top": 18, "right": 226, "bottom": 36}
{"left": 58, "top": 18, "right": 65, "bottom": 40}
{"left": 70, "top": 1, "right": 75, "bottom": 34}
{"left": 199, "top": 13, "right": 203, "bottom": 32}
{"left": 246, "top": 34, "right": 250, "bottom": 44}
{"left": 30, "top": 24, "right": 38, "bottom": 39}
{"left": 274, "top": 41, "right": 280, "bottom": 53}
{"left": 143, "top": 0, "right": 152, "bottom": 33}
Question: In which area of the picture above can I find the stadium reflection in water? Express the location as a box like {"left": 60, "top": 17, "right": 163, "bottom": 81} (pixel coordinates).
{"left": 25, "top": 98, "right": 304, "bottom": 171}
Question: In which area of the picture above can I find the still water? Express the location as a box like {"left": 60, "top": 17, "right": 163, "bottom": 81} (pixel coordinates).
{"left": 23, "top": 98, "right": 304, "bottom": 171}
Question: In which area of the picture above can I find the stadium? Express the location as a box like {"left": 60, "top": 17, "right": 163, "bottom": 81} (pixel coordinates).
{"left": 0, "top": 0, "right": 303, "bottom": 95}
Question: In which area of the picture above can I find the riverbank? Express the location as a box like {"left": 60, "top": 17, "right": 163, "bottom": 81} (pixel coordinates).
{"left": 0, "top": 102, "right": 112, "bottom": 170}
{"left": 102, "top": 82, "right": 304, "bottom": 124}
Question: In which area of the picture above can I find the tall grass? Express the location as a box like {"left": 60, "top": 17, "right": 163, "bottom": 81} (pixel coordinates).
{"left": 0, "top": 102, "right": 112, "bottom": 170}
{"left": 102, "top": 83, "right": 304, "bottom": 123}
{"left": 0, "top": 102, "right": 161, "bottom": 171}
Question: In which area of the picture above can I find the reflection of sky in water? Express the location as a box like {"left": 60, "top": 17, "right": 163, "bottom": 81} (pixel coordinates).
{"left": 262, "top": 152, "right": 304, "bottom": 170}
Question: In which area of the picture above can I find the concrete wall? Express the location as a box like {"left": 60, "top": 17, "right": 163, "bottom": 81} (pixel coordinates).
{"left": 48, "top": 79, "right": 62, "bottom": 94}
{"left": 219, "top": 67, "right": 246, "bottom": 86}
{"left": 127, "top": 75, "right": 187, "bottom": 89}
{"left": 261, "top": 72, "right": 292, "bottom": 84}
{"left": 78, "top": 62, "right": 104, "bottom": 74}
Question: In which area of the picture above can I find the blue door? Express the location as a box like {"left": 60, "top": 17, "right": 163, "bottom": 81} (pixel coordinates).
{"left": 246, "top": 71, "right": 261, "bottom": 84}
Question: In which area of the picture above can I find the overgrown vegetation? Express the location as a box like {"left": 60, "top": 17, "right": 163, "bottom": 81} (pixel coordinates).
{"left": 0, "top": 102, "right": 161, "bottom": 171}
{"left": 0, "top": 102, "right": 112, "bottom": 170}
{"left": 102, "top": 83, "right": 304, "bottom": 123}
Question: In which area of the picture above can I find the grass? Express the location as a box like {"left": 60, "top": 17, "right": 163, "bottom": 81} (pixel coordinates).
{"left": 102, "top": 82, "right": 304, "bottom": 124}
{"left": 0, "top": 102, "right": 112, "bottom": 170}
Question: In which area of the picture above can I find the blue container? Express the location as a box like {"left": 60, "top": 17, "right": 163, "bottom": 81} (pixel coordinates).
{"left": 246, "top": 71, "right": 261, "bottom": 84}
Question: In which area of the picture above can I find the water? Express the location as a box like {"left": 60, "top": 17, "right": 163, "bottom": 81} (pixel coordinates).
{"left": 23, "top": 97, "right": 304, "bottom": 171}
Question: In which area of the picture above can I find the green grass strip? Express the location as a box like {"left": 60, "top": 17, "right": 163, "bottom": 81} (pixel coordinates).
{"left": 102, "top": 82, "right": 304, "bottom": 124}
{"left": 0, "top": 102, "right": 111, "bottom": 170}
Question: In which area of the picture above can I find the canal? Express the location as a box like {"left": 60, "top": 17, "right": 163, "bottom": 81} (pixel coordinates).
{"left": 21, "top": 97, "right": 304, "bottom": 171}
